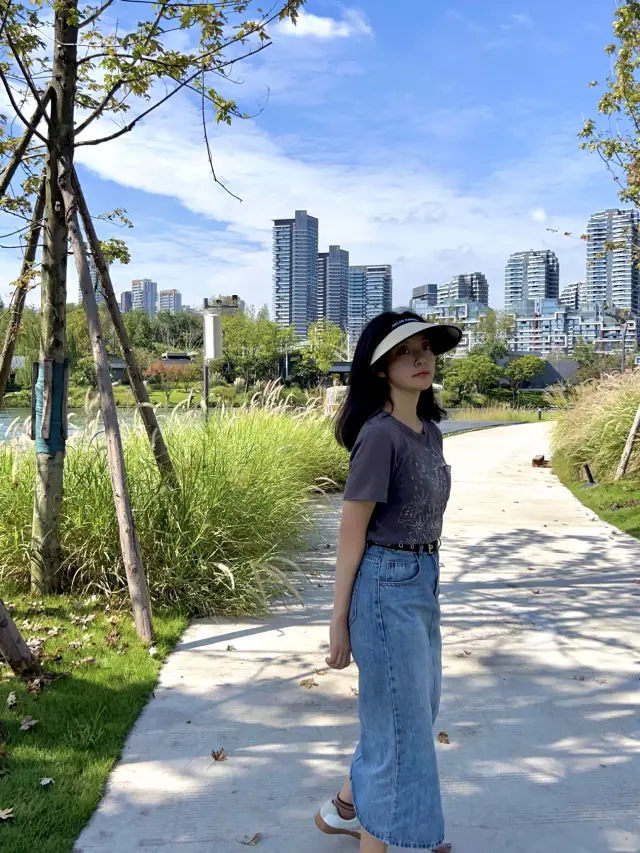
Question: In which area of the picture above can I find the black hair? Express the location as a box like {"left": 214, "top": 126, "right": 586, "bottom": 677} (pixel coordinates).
{"left": 335, "top": 310, "right": 446, "bottom": 450}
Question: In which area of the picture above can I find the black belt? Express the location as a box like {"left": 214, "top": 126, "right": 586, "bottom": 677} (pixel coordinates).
{"left": 368, "top": 539, "right": 440, "bottom": 554}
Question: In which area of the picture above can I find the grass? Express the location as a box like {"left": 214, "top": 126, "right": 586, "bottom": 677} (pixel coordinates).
{"left": 0, "top": 593, "right": 187, "bottom": 853}
{"left": 1, "top": 389, "right": 348, "bottom": 615}
{"left": 450, "top": 405, "right": 555, "bottom": 423}
{"left": 553, "top": 452, "right": 640, "bottom": 540}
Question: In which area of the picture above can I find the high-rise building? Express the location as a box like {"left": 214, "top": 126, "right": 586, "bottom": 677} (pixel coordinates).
{"left": 208, "top": 294, "right": 245, "bottom": 316}
{"left": 409, "top": 284, "right": 438, "bottom": 315}
{"left": 348, "top": 265, "right": 393, "bottom": 343}
{"left": 317, "top": 245, "right": 349, "bottom": 330}
{"left": 77, "top": 251, "right": 104, "bottom": 305}
{"left": 508, "top": 297, "right": 637, "bottom": 355}
{"left": 272, "top": 210, "right": 319, "bottom": 338}
{"left": 132, "top": 278, "right": 158, "bottom": 316}
{"left": 504, "top": 250, "right": 559, "bottom": 309}
{"left": 158, "top": 288, "right": 182, "bottom": 314}
{"left": 428, "top": 301, "right": 491, "bottom": 356}
{"left": 120, "top": 291, "right": 133, "bottom": 314}
{"left": 585, "top": 208, "right": 640, "bottom": 314}
{"left": 438, "top": 273, "right": 489, "bottom": 306}
{"left": 559, "top": 281, "right": 587, "bottom": 311}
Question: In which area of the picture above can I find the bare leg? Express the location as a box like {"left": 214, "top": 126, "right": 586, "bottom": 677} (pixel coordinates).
{"left": 360, "top": 828, "right": 387, "bottom": 853}
{"left": 338, "top": 776, "right": 352, "bottom": 804}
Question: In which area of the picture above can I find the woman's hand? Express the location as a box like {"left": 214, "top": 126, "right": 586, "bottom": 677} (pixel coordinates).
{"left": 326, "top": 616, "right": 352, "bottom": 669}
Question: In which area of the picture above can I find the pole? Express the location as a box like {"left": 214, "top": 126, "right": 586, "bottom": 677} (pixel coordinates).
{"left": 203, "top": 298, "right": 209, "bottom": 420}
{"left": 621, "top": 321, "right": 628, "bottom": 373}
{"left": 62, "top": 169, "right": 153, "bottom": 642}
{"left": 615, "top": 404, "right": 640, "bottom": 482}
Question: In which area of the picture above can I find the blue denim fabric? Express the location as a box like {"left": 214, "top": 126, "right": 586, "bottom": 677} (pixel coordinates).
{"left": 349, "top": 545, "right": 444, "bottom": 849}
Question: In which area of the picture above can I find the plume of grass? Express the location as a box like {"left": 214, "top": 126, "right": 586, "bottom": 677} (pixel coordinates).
{"left": 552, "top": 370, "right": 640, "bottom": 481}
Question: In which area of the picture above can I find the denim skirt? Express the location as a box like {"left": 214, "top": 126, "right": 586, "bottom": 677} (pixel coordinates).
{"left": 349, "top": 545, "right": 444, "bottom": 850}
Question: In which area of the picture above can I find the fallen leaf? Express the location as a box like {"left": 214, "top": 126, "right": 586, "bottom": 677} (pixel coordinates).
{"left": 315, "top": 668, "right": 328, "bottom": 676}
{"left": 596, "top": 679, "right": 608, "bottom": 684}
{"left": 46, "top": 627, "right": 61, "bottom": 638}
{"left": 6, "top": 692, "right": 17, "bottom": 709}
{"left": 572, "top": 675, "right": 585, "bottom": 682}
{"left": 300, "top": 677, "right": 318, "bottom": 689}
{"left": 350, "top": 686, "right": 359, "bottom": 696}
{"left": 72, "top": 657, "right": 96, "bottom": 667}
{"left": 238, "top": 832, "right": 262, "bottom": 846}
{"left": 0, "top": 745, "right": 10, "bottom": 759}
{"left": 437, "top": 731, "right": 450, "bottom": 744}
{"left": 68, "top": 640, "right": 83, "bottom": 650}
{"left": 20, "top": 716, "right": 38, "bottom": 731}
{"left": 148, "top": 646, "right": 158, "bottom": 657}
{"left": 211, "top": 748, "right": 227, "bottom": 762}
{"left": 532, "top": 589, "right": 541, "bottom": 595}
{"left": 105, "top": 629, "right": 119, "bottom": 648}
{"left": 0, "top": 808, "right": 13, "bottom": 821}
{"left": 226, "top": 645, "right": 236, "bottom": 652}
{"left": 27, "top": 678, "right": 42, "bottom": 697}
{"left": 40, "top": 777, "right": 55, "bottom": 787}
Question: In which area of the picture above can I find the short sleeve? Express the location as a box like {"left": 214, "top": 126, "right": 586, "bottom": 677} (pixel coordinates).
{"left": 344, "top": 426, "right": 394, "bottom": 503}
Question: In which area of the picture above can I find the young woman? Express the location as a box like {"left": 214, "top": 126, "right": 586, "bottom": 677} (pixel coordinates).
{"left": 315, "top": 311, "right": 462, "bottom": 853}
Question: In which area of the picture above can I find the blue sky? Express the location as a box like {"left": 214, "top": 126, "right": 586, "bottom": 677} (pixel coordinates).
{"left": 0, "top": 0, "right": 625, "bottom": 311}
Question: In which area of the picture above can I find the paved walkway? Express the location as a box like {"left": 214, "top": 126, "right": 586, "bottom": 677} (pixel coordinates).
{"left": 75, "top": 424, "right": 640, "bottom": 853}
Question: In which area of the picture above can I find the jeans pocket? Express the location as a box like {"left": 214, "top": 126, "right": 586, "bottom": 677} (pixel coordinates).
{"left": 380, "top": 554, "right": 421, "bottom": 586}
{"left": 348, "top": 572, "right": 361, "bottom": 627}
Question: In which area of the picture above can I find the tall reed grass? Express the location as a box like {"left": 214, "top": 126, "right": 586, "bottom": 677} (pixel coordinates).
{"left": 0, "top": 386, "right": 348, "bottom": 615}
{"left": 552, "top": 370, "right": 640, "bottom": 481}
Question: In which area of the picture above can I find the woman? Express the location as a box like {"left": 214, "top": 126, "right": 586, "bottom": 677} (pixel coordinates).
{"left": 315, "top": 310, "right": 462, "bottom": 853}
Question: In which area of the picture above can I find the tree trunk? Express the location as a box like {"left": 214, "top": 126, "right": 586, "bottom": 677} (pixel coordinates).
{"left": 72, "top": 169, "right": 176, "bottom": 485}
{"left": 0, "top": 600, "right": 41, "bottom": 678}
{"left": 0, "top": 177, "right": 46, "bottom": 403}
{"left": 615, "top": 404, "right": 640, "bottom": 481}
{"left": 30, "top": 0, "right": 78, "bottom": 594}
{"left": 61, "top": 172, "right": 153, "bottom": 642}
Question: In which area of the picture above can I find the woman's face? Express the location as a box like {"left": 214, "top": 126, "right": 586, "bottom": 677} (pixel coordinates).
{"left": 384, "top": 332, "right": 436, "bottom": 392}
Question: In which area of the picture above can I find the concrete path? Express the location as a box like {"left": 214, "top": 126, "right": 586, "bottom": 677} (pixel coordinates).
{"left": 75, "top": 424, "right": 640, "bottom": 853}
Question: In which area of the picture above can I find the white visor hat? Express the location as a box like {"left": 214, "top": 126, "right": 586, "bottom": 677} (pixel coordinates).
{"left": 370, "top": 319, "right": 462, "bottom": 365}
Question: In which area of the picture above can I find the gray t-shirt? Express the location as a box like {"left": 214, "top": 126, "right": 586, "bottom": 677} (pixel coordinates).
{"left": 344, "top": 411, "right": 451, "bottom": 545}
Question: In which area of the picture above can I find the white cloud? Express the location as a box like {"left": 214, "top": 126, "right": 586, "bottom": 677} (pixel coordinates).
{"left": 276, "top": 9, "right": 372, "bottom": 39}
{"left": 68, "top": 92, "right": 611, "bottom": 313}
{"left": 511, "top": 12, "right": 534, "bottom": 29}
{"left": 530, "top": 207, "right": 547, "bottom": 222}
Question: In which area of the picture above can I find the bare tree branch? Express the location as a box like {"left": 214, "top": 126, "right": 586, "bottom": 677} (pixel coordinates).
{"left": 0, "top": 90, "right": 52, "bottom": 199}
{"left": 0, "top": 70, "right": 49, "bottom": 144}
{"left": 78, "top": 0, "right": 116, "bottom": 28}
{"left": 76, "top": 40, "right": 271, "bottom": 147}
{"left": 201, "top": 69, "right": 242, "bottom": 202}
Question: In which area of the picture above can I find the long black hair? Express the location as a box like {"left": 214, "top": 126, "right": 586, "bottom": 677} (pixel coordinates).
{"left": 335, "top": 310, "right": 446, "bottom": 450}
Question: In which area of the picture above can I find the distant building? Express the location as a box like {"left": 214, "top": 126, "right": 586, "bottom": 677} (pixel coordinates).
{"left": 273, "top": 210, "right": 319, "bottom": 337}
{"left": 559, "top": 281, "right": 586, "bottom": 311}
{"left": 77, "top": 251, "right": 104, "bottom": 305}
{"left": 585, "top": 208, "right": 639, "bottom": 314}
{"left": 348, "top": 264, "right": 393, "bottom": 344}
{"left": 438, "top": 273, "right": 488, "bottom": 306}
{"left": 505, "top": 250, "right": 559, "bottom": 309}
{"left": 317, "top": 245, "right": 349, "bottom": 330}
{"left": 508, "top": 298, "right": 637, "bottom": 355}
{"left": 132, "top": 278, "right": 158, "bottom": 316}
{"left": 427, "top": 301, "right": 490, "bottom": 356}
{"left": 208, "top": 294, "right": 245, "bottom": 316}
{"left": 158, "top": 288, "right": 182, "bottom": 314}
{"left": 409, "top": 284, "right": 438, "bottom": 315}
{"left": 120, "top": 290, "right": 133, "bottom": 314}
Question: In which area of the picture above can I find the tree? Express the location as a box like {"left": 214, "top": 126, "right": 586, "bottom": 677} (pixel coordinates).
{"left": 473, "top": 310, "right": 515, "bottom": 362}
{"left": 0, "top": 0, "right": 306, "bottom": 597}
{"left": 504, "top": 356, "right": 545, "bottom": 404}
{"left": 221, "top": 311, "right": 296, "bottom": 383}
{"left": 444, "top": 355, "right": 503, "bottom": 401}
{"left": 580, "top": 2, "right": 640, "bottom": 213}
{"left": 303, "top": 320, "right": 346, "bottom": 376}
{"left": 145, "top": 362, "right": 197, "bottom": 405}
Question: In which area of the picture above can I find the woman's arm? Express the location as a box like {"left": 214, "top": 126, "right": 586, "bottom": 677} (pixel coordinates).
{"left": 325, "top": 499, "right": 375, "bottom": 670}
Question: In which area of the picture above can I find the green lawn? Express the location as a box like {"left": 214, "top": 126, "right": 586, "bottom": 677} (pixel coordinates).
{"left": 450, "top": 406, "right": 555, "bottom": 423}
{"left": 0, "top": 595, "right": 187, "bottom": 853}
{"left": 553, "top": 454, "right": 640, "bottom": 540}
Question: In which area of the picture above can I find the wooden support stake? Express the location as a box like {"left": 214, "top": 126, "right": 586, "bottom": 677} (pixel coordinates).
{"left": 72, "top": 167, "right": 176, "bottom": 486}
{"left": 615, "top": 404, "right": 640, "bottom": 482}
{"left": 60, "top": 166, "right": 153, "bottom": 643}
{"left": 0, "top": 599, "right": 41, "bottom": 678}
